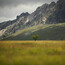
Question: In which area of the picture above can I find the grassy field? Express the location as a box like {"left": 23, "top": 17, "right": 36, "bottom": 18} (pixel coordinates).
{"left": 0, "top": 41, "right": 65, "bottom": 65}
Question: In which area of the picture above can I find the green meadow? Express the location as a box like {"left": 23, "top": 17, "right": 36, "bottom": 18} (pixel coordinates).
{"left": 0, "top": 41, "right": 65, "bottom": 65}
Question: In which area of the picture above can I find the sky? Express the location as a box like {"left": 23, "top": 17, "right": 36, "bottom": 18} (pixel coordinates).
{"left": 0, "top": 0, "right": 58, "bottom": 23}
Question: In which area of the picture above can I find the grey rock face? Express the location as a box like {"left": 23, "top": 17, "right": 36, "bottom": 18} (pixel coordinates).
{"left": 46, "top": 0, "right": 65, "bottom": 23}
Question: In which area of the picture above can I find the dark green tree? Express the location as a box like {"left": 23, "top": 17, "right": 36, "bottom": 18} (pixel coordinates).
{"left": 32, "top": 35, "right": 39, "bottom": 41}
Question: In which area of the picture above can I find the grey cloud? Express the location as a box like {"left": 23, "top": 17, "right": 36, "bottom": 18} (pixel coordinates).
{"left": 0, "top": 0, "right": 58, "bottom": 7}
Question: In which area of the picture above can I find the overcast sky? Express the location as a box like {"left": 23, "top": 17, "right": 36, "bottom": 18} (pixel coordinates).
{"left": 0, "top": 0, "right": 58, "bottom": 23}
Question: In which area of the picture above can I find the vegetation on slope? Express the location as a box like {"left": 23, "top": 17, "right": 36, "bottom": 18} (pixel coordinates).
{"left": 4, "top": 23, "right": 65, "bottom": 40}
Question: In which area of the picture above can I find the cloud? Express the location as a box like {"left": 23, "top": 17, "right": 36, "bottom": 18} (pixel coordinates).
{"left": 0, "top": 0, "right": 58, "bottom": 7}
{"left": 0, "top": 3, "right": 43, "bottom": 17}
{"left": 0, "top": 17, "right": 15, "bottom": 23}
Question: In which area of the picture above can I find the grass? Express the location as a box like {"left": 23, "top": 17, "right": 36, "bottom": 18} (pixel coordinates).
{"left": 0, "top": 41, "right": 65, "bottom": 65}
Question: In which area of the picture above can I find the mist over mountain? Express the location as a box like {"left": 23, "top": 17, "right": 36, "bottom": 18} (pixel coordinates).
{"left": 0, "top": 0, "right": 65, "bottom": 40}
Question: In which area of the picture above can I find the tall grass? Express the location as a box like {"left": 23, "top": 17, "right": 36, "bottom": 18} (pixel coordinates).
{"left": 0, "top": 41, "right": 65, "bottom": 65}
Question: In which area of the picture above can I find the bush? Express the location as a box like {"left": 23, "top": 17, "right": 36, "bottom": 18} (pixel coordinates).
{"left": 32, "top": 35, "right": 39, "bottom": 41}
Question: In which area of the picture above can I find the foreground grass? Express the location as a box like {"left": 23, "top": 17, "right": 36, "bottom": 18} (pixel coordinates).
{"left": 0, "top": 41, "right": 65, "bottom": 65}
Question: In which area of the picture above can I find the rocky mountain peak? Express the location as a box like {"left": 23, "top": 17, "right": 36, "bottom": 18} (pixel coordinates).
{"left": 17, "top": 12, "right": 30, "bottom": 19}
{"left": 49, "top": 1, "right": 56, "bottom": 7}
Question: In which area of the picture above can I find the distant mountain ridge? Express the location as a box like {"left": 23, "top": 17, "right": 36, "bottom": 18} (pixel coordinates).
{"left": 0, "top": 0, "right": 65, "bottom": 39}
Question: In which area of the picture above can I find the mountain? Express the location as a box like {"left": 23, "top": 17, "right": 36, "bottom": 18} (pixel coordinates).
{"left": 0, "top": 12, "right": 30, "bottom": 38}
{"left": 0, "top": 0, "right": 65, "bottom": 40}
{"left": 46, "top": 0, "right": 65, "bottom": 23}
{"left": 3, "top": 23, "right": 65, "bottom": 40}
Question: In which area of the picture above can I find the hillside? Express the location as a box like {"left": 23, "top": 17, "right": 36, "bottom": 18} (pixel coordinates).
{"left": 3, "top": 23, "right": 65, "bottom": 40}
{"left": 0, "top": 0, "right": 65, "bottom": 39}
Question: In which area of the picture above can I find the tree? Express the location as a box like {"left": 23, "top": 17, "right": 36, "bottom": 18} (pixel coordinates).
{"left": 32, "top": 35, "right": 39, "bottom": 41}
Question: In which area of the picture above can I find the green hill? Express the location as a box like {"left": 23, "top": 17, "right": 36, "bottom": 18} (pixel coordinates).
{"left": 4, "top": 23, "right": 65, "bottom": 40}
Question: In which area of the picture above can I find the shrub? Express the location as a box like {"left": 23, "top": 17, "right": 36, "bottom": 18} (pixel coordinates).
{"left": 32, "top": 35, "right": 39, "bottom": 41}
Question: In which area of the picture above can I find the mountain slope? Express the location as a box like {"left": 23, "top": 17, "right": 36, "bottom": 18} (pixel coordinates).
{"left": 0, "top": 2, "right": 56, "bottom": 37}
{"left": 4, "top": 23, "right": 65, "bottom": 40}
{"left": 0, "top": 0, "right": 65, "bottom": 39}
{"left": 0, "top": 12, "right": 30, "bottom": 37}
